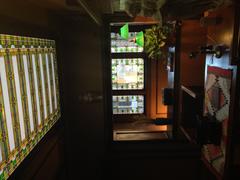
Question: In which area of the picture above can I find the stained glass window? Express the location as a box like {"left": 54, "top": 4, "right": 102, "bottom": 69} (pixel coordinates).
{"left": 32, "top": 54, "right": 42, "bottom": 125}
{"left": 112, "top": 58, "right": 144, "bottom": 90}
{"left": 46, "top": 54, "right": 53, "bottom": 114}
{"left": 39, "top": 53, "right": 48, "bottom": 120}
{"left": 51, "top": 53, "right": 58, "bottom": 110}
{"left": 0, "top": 56, "right": 15, "bottom": 151}
{"left": 12, "top": 54, "right": 26, "bottom": 141}
{"left": 111, "top": 32, "right": 144, "bottom": 53}
{"left": 113, "top": 95, "right": 144, "bottom": 114}
{"left": 0, "top": 34, "right": 60, "bottom": 180}
{"left": 23, "top": 54, "right": 35, "bottom": 133}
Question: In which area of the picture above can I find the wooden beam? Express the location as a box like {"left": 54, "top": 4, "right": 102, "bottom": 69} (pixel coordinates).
{"left": 76, "top": 0, "right": 102, "bottom": 26}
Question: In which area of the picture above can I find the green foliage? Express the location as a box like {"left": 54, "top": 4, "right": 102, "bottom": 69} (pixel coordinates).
{"left": 144, "top": 24, "right": 173, "bottom": 60}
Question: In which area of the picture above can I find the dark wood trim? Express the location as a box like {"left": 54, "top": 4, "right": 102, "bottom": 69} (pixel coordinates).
{"left": 173, "top": 21, "right": 182, "bottom": 139}
{"left": 112, "top": 90, "right": 146, "bottom": 95}
{"left": 102, "top": 13, "right": 134, "bottom": 148}
{"left": 224, "top": 3, "right": 240, "bottom": 175}
{"left": 111, "top": 24, "right": 154, "bottom": 33}
{"left": 224, "top": 65, "right": 239, "bottom": 180}
{"left": 231, "top": 3, "right": 240, "bottom": 65}
{"left": 111, "top": 52, "right": 146, "bottom": 59}
{"left": 102, "top": 15, "right": 114, "bottom": 150}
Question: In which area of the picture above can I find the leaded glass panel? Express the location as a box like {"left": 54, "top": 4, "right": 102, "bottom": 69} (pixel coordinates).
{"left": 112, "top": 58, "right": 144, "bottom": 90}
{"left": 50, "top": 53, "right": 57, "bottom": 110}
{"left": 111, "top": 32, "right": 144, "bottom": 53}
{"left": 23, "top": 55, "right": 34, "bottom": 133}
{"left": 46, "top": 54, "right": 53, "bottom": 114}
{"left": 12, "top": 55, "right": 26, "bottom": 141}
{"left": 39, "top": 54, "right": 47, "bottom": 120}
{"left": 0, "top": 56, "right": 15, "bottom": 151}
{"left": 112, "top": 95, "right": 144, "bottom": 114}
{"left": 0, "top": 34, "right": 61, "bottom": 180}
{"left": 32, "top": 54, "right": 41, "bottom": 126}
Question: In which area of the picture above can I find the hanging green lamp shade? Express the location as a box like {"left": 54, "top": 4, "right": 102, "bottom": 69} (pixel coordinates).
{"left": 136, "top": 31, "right": 144, "bottom": 47}
{"left": 120, "top": 23, "right": 129, "bottom": 39}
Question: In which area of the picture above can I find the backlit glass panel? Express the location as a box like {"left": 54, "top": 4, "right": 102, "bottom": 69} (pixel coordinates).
{"left": 112, "top": 95, "right": 144, "bottom": 114}
{"left": 46, "top": 54, "right": 53, "bottom": 114}
{"left": 0, "top": 56, "right": 15, "bottom": 151}
{"left": 112, "top": 58, "right": 144, "bottom": 90}
{"left": 12, "top": 55, "right": 26, "bottom": 141}
{"left": 111, "top": 32, "right": 143, "bottom": 53}
{"left": 39, "top": 54, "right": 47, "bottom": 120}
{"left": 50, "top": 53, "right": 57, "bottom": 110}
{"left": 23, "top": 55, "right": 34, "bottom": 132}
{"left": 0, "top": 34, "right": 60, "bottom": 180}
{"left": 32, "top": 54, "right": 41, "bottom": 125}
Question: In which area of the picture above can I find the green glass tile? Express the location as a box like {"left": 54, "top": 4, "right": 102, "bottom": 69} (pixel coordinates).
{"left": 23, "top": 148, "right": 27, "bottom": 155}
{"left": 12, "top": 159, "right": 17, "bottom": 167}
{"left": 0, "top": 172, "right": 5, "bottom": 180}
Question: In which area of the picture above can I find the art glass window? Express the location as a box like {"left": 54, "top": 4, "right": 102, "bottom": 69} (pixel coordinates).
{"left": 112, "top": 58, "right": 144, "bottom": 90}
{"left": 0, "top": 34, "right": 60, "bottom": 180}
{"left": 111, "top": 32, "right": 144, "bottom": 53}
{"left": 113, "top": 95, "right": 144, "bottom": 114}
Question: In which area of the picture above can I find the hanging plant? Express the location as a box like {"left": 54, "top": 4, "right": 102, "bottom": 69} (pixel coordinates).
{"left": 144, "top": 24, "right": 174, "bottom": 60}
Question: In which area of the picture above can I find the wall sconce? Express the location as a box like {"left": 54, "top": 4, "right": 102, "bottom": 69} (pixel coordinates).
{"left": 189, "top": 44, "right": 229, "bottom": 59}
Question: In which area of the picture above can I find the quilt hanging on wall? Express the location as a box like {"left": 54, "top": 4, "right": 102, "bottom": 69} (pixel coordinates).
{"left": 203, "top": 65, "right": 232, "bottom": 176}
{"left": 0, "top": 34, "right": 61, "bottom": 180}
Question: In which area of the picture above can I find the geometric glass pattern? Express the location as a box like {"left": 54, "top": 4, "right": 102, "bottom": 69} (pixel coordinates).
{"left": 23, "top": 54, "right": 34, "bottom": 133}
{"left": 50, "top": 53, "right": 58, "bottom": 110}
{"left": 32, "top": 54, "right": 41, "bottom": 126}
{"left": 46, "top": 54, "right": 53, "bottom": 114}
{"left": 12, "top": 55, "right": 26, "bottom": 141}
{"left": 112, "top": 95, "right": 144, "bottom": 114}
{"left": 112, "top": 58, "right": 144, "bottom": 90}
{"left": 0, "top": 34, "right": 60, "bottom": 180}
{"left": 39, "top": 54, "right": 48, "bottom": 120}
{"left": 0, "top": 56, "right": 15, "bottom": 152}
{"left": 111, "top": 32, "right": 144, "bottom": 53}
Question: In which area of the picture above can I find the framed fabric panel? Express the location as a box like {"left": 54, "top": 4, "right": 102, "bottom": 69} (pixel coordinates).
{"left": 0, "top": 34, "right": 61, "bottom": 180}
{"left": 203, "top": 66, "right": 233, "bottom": 176}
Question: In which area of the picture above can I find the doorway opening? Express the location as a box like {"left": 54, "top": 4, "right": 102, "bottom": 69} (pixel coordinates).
{"left": 108, "top": 22, "right": 176, "bottom": 141}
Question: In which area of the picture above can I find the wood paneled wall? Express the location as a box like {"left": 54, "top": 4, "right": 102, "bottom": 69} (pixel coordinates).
{"left": 146, "top": 57, "right": 168, "bottom": 119}
{"left": 204, "top": 5, "right": 238, "bottom": 180}
{"left": 180, "top": 20, "right": 207, "bottom": 87}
